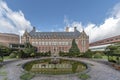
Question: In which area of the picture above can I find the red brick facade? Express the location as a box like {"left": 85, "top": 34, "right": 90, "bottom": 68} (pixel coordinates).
{"left": 0, "top": 33, "right": 20, "bottom": 47}
{"left": 90, "top": 35, "right": 120, "bottom": 47}
{"left": 21, "top": 27, "right": 89, "bottom": 54}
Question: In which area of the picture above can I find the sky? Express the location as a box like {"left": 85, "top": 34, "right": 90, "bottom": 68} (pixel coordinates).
{"left": 0, "top": 0, "right": 120, "bottom": 42}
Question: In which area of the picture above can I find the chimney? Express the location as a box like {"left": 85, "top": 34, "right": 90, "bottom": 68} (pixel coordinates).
{"left": 33, "top": 27, "right": 36, "bottom": 32}
{"left": 74, "top": 27, "right": 77, "bottom": 31}
{"left": 66, "top": 27, "right": 69, "bottom": 32}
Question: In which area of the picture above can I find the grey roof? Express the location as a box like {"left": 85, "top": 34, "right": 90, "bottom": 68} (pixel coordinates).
{"left": 29, "top": 30, "right": 81, "bottom": 39}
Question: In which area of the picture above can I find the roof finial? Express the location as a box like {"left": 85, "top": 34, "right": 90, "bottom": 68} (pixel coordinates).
{"left": 66, "top": 27, "right": 69, "bottom": 32}
{"left": 33, "top": 26, "right": 36, "bottom": 32}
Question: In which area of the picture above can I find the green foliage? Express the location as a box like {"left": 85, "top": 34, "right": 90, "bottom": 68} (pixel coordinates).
{"left": 0, "top": 45, "right": 11, "bottom": 61}
{"left": 24, "top": 62, "right": 33, "bottom": 71}
{"left": 105, "top": 43, "right": 120, "bottom": 64}
{"left": 82, "top": 49, "right": 93, "bottom": 58}
{"left": 0, "top": 58, "right": 3, "bottom": 62}
{"left": 59, "top": 51, "right": 68, "bottom": 57}
{"left": 36, "top": 51, "right": 51, "bottom": 57}
{"left": 9, "top": 51, "right": 17, "bottom": 58}
{"left": 78, "top": 73, "right": 90, "bottom": 80}
{"left": 20, "top": 72, "right": 35, "bottom": 80}
{"left": 105, "top": 43, "right": 120, "bottom": 55}
{"left": 3, "top": 77, "right": 8, "bottom": 80}
{"left": 69, "top": 39, "right": 80, "bottom": 57}
{"left": 21, "top": 42, "right": 36, "bottom": 58}
{"left": 0, "top": 45, "right": 11, "bottom": 58}
{"left": 44, "top": 51, "right": 51, "bottom": 57}
{"left": 93, "top": 53, "right": 102, "bottom": 59}
{"left": 72, "top": 62, "right": 79, "bottom": 73}
{"left": 17, "top": 50, "right": 24, "bottom": 58}
{"left": 0, "top": 67, "right": 7, "bottom": 76}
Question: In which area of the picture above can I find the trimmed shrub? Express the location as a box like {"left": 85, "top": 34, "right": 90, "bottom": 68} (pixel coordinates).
{"left": 78, "top": 73, "right": 90, "bottom": 80}
{"left": 9, "top": 52, "right": 17, "bottom": 58}
{"left": 82, "top": 49, "right": 93, "bottom": 58}
{"left": 93, "top": 53, "right": 102, "bottom": 59}
{"left": 108, "top": 56, "right": 117, "bottom": 63}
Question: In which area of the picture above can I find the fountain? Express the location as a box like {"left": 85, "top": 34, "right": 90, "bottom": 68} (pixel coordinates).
{"left": 23, "top": 49, "right": 87, "bottom": 75}
{"left": 50, "top": 49, "right": 60, "bottom": 69}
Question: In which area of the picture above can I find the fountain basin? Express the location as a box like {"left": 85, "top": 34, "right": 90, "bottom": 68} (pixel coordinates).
{"left": 23, "top": 58, "right": 87, "bottom": 75}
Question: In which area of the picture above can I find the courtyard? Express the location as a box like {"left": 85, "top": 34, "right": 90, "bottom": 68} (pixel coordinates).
{"left": 0, "top": 57, "right": 120, "bottom": 80}
{"left": 0, "top": 1, "right": 120, "bottom": 80}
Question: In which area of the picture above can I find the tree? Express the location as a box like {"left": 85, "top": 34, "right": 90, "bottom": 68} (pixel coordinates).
{"left": 48, "top": 51, "right": 51, "bottom": 56}
{"left": 0, "top": 45, "right": 11, "bottom": 61}
{"left": 83, "top": 49, "right": 93, "bottom": 58}
{"left": 69, "top": 39, "right": 80, "bottom": 57}
{"left": 59, "top": 51, "right": 68, "bottom": 57}
{"left": 0, "top": 48, "right": 4, "bottom": 62}
{"left": 105, "top": 43, "right": 120, "bottom": 64}
{"left": 22, "top": 43, "right": 36, "bottom": 58}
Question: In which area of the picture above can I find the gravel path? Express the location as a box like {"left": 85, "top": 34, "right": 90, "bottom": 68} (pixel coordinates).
{"left": 0, "top": 57, "right": 120, "bottom": 80}
{"left": 79, "top": 59, "right": 120, "bottom": 80}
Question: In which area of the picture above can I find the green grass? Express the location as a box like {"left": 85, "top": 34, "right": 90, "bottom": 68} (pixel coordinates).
{"left": 0, "top": 70, "right": 7, "bottom": 76}
{"left": 3, "top": 77, "right": 8, "bottom": 80}
{"left": 20, "top": 72, "right": 35, "bottom": 80}
{"left": 4, "top": 56, "right": 17, "bottom": 60}
{"left": 4, "top": 56, "right": 10, "bottom": 60}
{"left": 78, "top": 73, "right": 90, "bottom": 80}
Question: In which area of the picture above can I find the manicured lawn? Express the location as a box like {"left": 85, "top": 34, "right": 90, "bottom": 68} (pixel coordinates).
{"left": 20, "top": 72, "right": 35, "bottom": 80}
{"left": 3, "top": 56, "right": 16, "bottom": 60}
{"left": 78, "top": 73, "right": 90, "bottom": 80}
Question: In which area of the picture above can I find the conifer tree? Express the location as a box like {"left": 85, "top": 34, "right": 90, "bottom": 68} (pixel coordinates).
{"left": 69, "top": 39, "right": 80, "bottom": 57}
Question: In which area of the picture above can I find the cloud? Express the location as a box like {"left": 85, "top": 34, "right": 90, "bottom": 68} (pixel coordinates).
{"left": 64, "top": 16, "right": 83, "bottom": 32}
{"left": 64, "top": 2, "right": 120, "bottom": 43}
{"left": 111, "top": 3, "right": 120, "bottom": 18}
{"left": 0, "top": 0, "right": 32, "bottom": 35}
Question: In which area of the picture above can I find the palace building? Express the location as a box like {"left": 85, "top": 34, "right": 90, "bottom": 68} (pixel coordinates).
{"left": 21, "top": 27, "right": 89, "bottom": 55}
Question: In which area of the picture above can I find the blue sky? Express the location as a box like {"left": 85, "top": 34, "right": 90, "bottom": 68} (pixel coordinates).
{"left": 5, "top": 0, "right": 119, "bottom": 31}
{"left": 0, "top": 0, "right": 120, "bottom": 42}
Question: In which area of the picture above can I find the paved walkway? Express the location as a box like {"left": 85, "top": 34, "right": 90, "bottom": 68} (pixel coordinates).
{"left": 0, "top": 57, "right": 120, "bottom": 80}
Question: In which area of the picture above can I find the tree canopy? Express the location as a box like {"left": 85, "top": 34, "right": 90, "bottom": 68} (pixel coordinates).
{"left": 69, "top": 39, "right": 80, "bottom": 57}
{"left": 106, "top": 43, "right": 120, "bottom": 55}
{"left": 105, "top": 43, "right": 120, "bottom": 64}
{"left": 0, "top": 45, "right": 11, "bottom": 61}
{"left": 22, "top": 42, "right": 36, "bottom": 58}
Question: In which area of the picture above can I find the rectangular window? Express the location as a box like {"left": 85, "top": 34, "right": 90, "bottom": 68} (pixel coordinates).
{"left": 39, "top": 42, "right": 41, "bottom": 45}
{"left": 42, "top": 42, "right": 44, "bottom": 45}
{"left": 49, "top": 42, "right": 51, "bottom": 45}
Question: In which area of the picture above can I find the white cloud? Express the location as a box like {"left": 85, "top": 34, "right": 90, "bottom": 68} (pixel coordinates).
{"left": 64, "top": 16, "right": 83, "bottom": 32}
{"left": 1, "top": 0, "right": 120, "bottom": 43}
{"left": 64, "top": 2, "right": 120, "bottom": 43}
{"left": 0, "top": 0, "right": 32, "bottom": 35}
{"left": 111, "top": 3, "right": 120, "bottom": 18}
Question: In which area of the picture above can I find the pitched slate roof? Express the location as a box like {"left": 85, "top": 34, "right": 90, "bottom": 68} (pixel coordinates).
{"left": 29, "top": 30, "right": 81, "bottom": 39}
